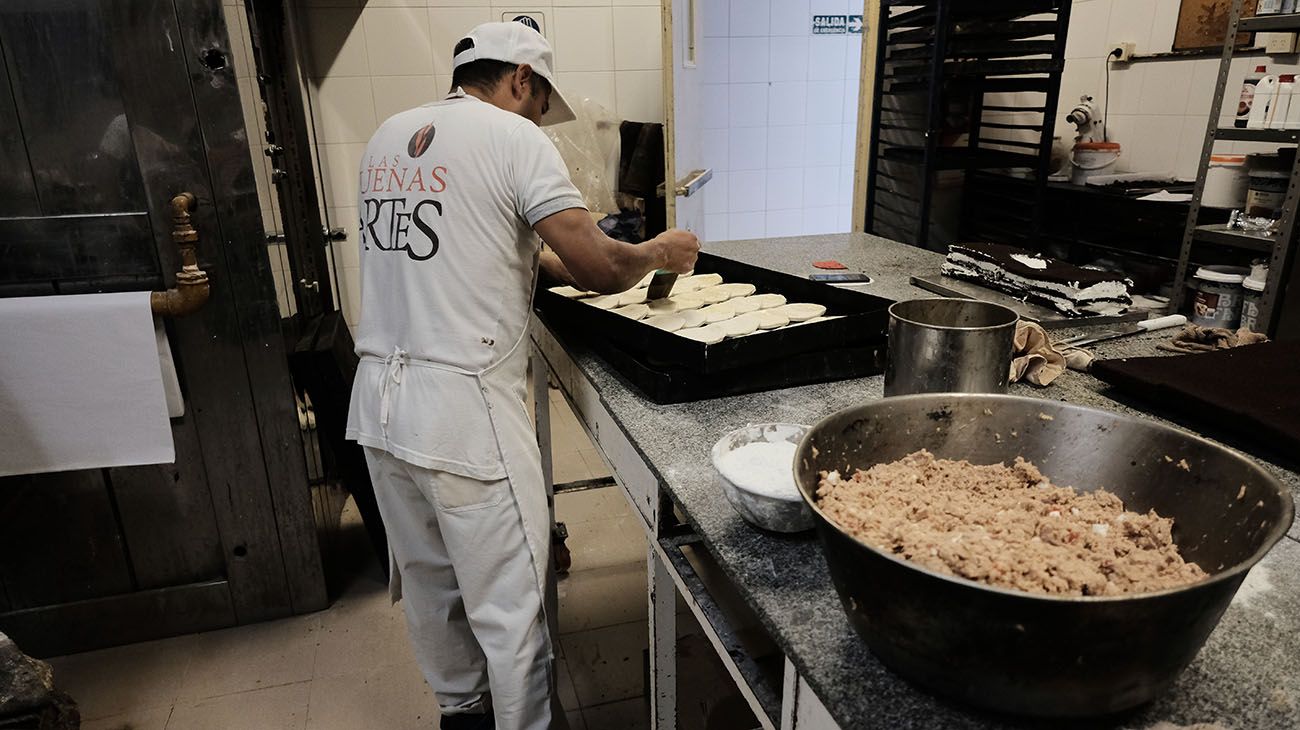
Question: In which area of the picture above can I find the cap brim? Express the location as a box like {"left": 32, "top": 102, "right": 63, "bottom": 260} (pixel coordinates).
{"left": 540, "top": 85, "right": 577, "bottom": 126}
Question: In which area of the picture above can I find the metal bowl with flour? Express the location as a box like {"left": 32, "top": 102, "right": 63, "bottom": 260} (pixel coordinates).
{"left": 712, "top": 423, "right": 814, "bottom": 533}
{"left": 794, "top": 394, "right": 1294, "bottom": 717}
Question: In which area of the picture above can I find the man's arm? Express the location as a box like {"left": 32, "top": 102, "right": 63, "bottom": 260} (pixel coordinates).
{"left": 534, "top": 208, "right": 699, "bottom": 294}
{"left": 538, "top": 248, "right": 575, "bottom": 286}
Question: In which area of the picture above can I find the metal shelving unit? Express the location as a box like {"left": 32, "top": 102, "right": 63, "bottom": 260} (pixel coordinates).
{"left": 1238, "top": 12, "right": 1300, "bottom": 32}
{"left": 865, "top": 0, "right": 1072, "bottom": 248}
{"left": 1172, "top": 1, "right": 1300, "bottom": 339}
{"left": 1192, "top": 224, "right": 1278, "bottom": 251}
{"left": 1213, "top": 126, "right": 1300, "bottom": 142}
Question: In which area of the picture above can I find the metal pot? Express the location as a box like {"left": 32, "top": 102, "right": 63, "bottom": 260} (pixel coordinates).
{"left": 884, "top": 298, "right": 1019, "bottom": 396}
{"left": 793, "top": 394, "right": 1294, "bottom": 717}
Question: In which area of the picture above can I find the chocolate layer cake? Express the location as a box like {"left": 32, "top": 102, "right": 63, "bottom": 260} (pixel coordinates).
{"left": 941, "top": 242, "right": 1132, "bottom": 316}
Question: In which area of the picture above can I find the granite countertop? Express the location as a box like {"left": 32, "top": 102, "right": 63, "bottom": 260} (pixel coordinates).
{"left": 537, "top": 233, "right": 1300, "bottom": 729}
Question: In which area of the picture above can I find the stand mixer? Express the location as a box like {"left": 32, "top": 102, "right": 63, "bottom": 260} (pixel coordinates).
{"left": 1065, "top": 94, "right": 1103, "bottom": 144}
{"left": 1063, "top": 94, "right": 1118, "bottom": 183}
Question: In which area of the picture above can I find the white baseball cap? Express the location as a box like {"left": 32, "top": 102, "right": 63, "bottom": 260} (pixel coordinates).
{"left": 452, "top": 21, "right": 576, "bottom": 126}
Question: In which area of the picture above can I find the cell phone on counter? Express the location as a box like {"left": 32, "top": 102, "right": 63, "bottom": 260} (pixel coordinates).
{"left": 810, "top": 272, "right": 873, "bottom": 284}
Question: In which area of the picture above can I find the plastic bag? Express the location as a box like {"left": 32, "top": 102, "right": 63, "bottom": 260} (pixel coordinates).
{"left": 545, "top": 97, "right": 620, "bottom": 214}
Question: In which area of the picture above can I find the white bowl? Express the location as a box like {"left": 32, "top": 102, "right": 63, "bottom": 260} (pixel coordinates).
{"left": 710, "top": 423, "right": 814, "bottom": 533}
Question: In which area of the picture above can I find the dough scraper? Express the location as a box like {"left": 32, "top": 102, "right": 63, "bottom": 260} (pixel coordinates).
{"left": 646, "top": 270, "right": 677, "bottom": 300}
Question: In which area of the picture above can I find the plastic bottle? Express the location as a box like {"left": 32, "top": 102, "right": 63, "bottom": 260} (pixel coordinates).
{"left": 1248, "top": 74, "right": 1278, "bottom": 129}
{"left": 1285, "top": 0, "right": 1298, "bottom": 13}
{"left": 1237, "top": 65, "right": 1267, "bottom": 128}
{"left": 1273, "top": 74, "right": 1295, "bottom": 129}
{"left": 1286, "top": 79, "right": 1300, "bottom": 128}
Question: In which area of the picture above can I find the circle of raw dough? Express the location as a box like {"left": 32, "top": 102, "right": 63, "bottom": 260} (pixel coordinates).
{"left": 618, "top": 289, "right": 647, "bottom": 306}
{"left": 777, "top": 303, "right": 828, "bottom": 322}
{"left": 612, "top": 303, "right": 650, "bottom": 320}
{"left": 749, "top": 293, "right": 787, "bottom": 309}
{"left": 645, "top": 299, "right": 676, "bottom": 315}
{"left": 714, "top": 283, "right": 757, "bottom": 299}
{"left": 700, "top": 302, "right": 738, "bottom": 323}
{"left": 721, "top": 312, "right": 762, "bottom": 338}
{"left": 695, "top": 286, "right": 733, "bottom": 304}
{"left": 646, "top": 295, "right": 704, "bottom": 315}
{"left": 679, "top": 309, "right": 708, "bottom": 328}
{"left": 587, "top": 294, "right": 621, "bottom": 310}
{"left": 634, "top": 271, "right": 656, "bottom": 289}
{"left": 677, "top": 273, "right": 723, "bottom": 292}
{"left": 678, "top": 324, "right": 726, "bottom": 344}
{"left": 672, "top": 276, "right": 701, "bottom": 293}
{"left": 550, "top": 285, "right": 592, "bottom": 298}
{"left": 754, "top": 309, "right": 790, "bottom": 329}
{"left": 728, "top": 296, "right": 761, "bottom": 314}
{"left": 645, "top": 314, "right": 686, "bottom": 332}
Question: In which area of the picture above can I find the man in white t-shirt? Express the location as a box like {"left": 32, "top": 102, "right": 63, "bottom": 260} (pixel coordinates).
{"left": 345, "top": 21, "right": 698, "bottom": 730}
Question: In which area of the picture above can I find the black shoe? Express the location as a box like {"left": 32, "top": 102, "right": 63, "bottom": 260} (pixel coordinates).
{"left": 440, "top": 712, "right": 494, "bottom": 730}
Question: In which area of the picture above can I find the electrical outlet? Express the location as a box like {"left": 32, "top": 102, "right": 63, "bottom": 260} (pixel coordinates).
{"left": 1259, "top": 32, "right": 1298, "bottom": 54}
{"left": 1111, "top": 42, "right": 1136, "bottom": 62}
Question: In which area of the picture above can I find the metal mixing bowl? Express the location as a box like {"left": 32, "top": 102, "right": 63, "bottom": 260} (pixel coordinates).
{"left": 712, "top": 423, "right": 814, "bottom": 533}
{"left": 794, "top": 394, "right": 1294, "bottom": 717}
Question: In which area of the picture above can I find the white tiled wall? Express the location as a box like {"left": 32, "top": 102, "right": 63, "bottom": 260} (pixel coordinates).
{"left": 289, "top": 0, "right": 665, "bottom": 329}
{"left": 702, "top": 0, "right": 863, "bottom": 241}
{"left": 1054, "top": 0, "right": 1299, "bottom": 179}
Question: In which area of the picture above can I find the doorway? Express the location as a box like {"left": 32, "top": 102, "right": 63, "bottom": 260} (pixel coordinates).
{"left": 668, "top": 0, "right": 867, "bottom": 241}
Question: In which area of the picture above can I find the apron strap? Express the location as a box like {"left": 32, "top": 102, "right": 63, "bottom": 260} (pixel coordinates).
{"left": 367, "top": 347, "right": 486, "bottom": 438}
{"left": 378, "top": 346, "right": 408, "bottom": 435}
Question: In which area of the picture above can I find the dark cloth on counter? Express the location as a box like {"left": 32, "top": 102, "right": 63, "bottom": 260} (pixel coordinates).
{"left": 1092, "top": 341, "right": 1300, "bottom": 455}
{"left": 1158, "top": 324, "right": 1269, "bottom": 353}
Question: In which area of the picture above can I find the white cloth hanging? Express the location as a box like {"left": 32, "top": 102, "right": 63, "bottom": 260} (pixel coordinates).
{"left": 0, "top": 292, "right": 176, "bottom": 477}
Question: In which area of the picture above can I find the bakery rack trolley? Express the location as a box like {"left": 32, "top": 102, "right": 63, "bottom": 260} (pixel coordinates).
{"left": 1172, "top": 0, "right": 1300, "bottom": 339}
{"left": 864, "top": 0, "right": 1072, "bottom": 250}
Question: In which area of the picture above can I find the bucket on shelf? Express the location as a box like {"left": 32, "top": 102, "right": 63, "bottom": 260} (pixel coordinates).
{"left": 1246, "top": 169, "right": 1288, "bottom": 218}
{"left": 1203, "top": 154, "right": 1249, "bottom": 208}
{"left": 1070, "top": 141, "right": 1121, "bottom": 184}
{"left": 1240, "top": 272, "right": 1267, "bottom": 333}
{"left": 1191, "top": 265, "right": 1250, "bottom": 329}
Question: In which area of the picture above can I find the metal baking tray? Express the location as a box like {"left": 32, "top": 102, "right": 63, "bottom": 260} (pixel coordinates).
{"left": 596, "top": 339, "right": 885, "bottom": 404}
{"left": 536, "top": 253, "right": 893, "bottom": 402}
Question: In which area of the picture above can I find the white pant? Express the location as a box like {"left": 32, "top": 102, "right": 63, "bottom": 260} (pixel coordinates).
{"left": 363, "top": 446, "right": 557, "bottom": 729}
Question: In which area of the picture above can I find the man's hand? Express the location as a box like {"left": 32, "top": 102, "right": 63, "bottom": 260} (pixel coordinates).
{"left": 652, "top": 229, "right": 700, "bottom": 274}
{"left": 534, "top": 209, "right": 700, "bottom": 293}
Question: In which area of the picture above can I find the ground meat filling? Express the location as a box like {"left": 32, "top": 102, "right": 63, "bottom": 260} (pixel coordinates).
{"left": 816, "top": 450, "right": 1207, "bottom": 596}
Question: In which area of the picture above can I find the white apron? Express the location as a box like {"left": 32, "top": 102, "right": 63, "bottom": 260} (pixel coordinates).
{"left": 368, "top": 310, "right": 551, "bottom": 653}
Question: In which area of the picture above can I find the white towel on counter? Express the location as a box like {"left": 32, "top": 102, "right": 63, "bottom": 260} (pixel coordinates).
{"left": 0, "top": 292, "right": 176, "bottom": 477}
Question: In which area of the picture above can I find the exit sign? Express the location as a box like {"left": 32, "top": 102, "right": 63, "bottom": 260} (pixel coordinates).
{"left": 812, "top": 15, "right": 847, "bottom": 34}
{"left": 812, "top": 14, "right": 864, "bottom": 35}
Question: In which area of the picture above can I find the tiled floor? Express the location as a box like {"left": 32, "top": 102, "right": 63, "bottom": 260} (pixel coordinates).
{"left": 46, "top": 389, "right": 756, "bottom": 730}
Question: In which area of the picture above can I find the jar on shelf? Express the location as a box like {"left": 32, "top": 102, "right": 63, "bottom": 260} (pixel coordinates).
{"left": 1190, "top": 265, "right": 1251, "bottom": 329}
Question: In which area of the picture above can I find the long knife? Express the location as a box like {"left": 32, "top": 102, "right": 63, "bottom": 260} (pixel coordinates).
{"left": 1057, "top": 314, "right": 1187, "bottom": 347}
